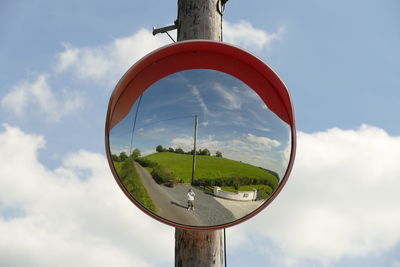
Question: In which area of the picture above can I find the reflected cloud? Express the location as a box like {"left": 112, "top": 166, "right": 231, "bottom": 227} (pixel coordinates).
{"left": 245, "top": 133, "right": 281, "bottom": 149}
{"left": 212, "top": 83, "right": 242, "bottom": 110}
{"left": 190, "top": 85, "right": 210, "bottom": 115}
{"left": 138, "top": 127, "right": 166, "bottom": 137}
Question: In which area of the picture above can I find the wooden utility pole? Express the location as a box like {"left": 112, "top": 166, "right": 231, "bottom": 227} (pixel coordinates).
{"left": 175, "top": 0, "right": 225, "bottom": 266}
{"left": 177, "top": 0, "right": 223, "bottom": 41}
{"left": 191, "top": 115, "right": 198, "bottom": 185}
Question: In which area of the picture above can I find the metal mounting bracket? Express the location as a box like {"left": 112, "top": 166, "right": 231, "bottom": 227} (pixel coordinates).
{"left": 152, "top": 21, "right": 178, "bottom": 42}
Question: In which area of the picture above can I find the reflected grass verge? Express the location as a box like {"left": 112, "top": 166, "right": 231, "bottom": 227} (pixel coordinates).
{"left": 113, "top": 159, "right": 157, "bottom": 212}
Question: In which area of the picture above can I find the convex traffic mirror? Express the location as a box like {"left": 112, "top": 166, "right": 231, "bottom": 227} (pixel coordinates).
{"left": 105, "top": 40, "right": 296, "bottom": 230}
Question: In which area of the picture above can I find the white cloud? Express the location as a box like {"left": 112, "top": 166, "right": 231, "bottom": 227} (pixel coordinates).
{"left": 0, "top": 84, "right": 28, "bottom": 117}
{"left": 256, "top": 127, "right": 271, "bottom": 132}
{"left": 55, "top": 21, "right": 281, "bottom": 87}
{"left": 190, "top": 85, "right": 209, "bottom": 115}
{"left": 246, "top": 133, "right": 281, "bottom": 149}
{"left": 138, "top": 127, "right": 166, "bottom": 137}
{"left": 4, "top": 122, "right": 400, "bottom": 266}
{"left": 55, "top": 43, "right": 80, "bottom": 72}
{"left": 171, "top": 136, "right": 194, "bottom": 149}
{"left": 212, "top": 83, "right": 242, "bottom": 110}
{"left": 1, "top": 74, "right": 84, "bottom": 122}
{"left": 0, "top": 124, "right": 173, "bottom": 266}
{"left": 2, "top": 20, "right": 278, "bottom": 124}
{"left": 223, "top": 20, "right": 284, "bottom": 51}
{"left": 55, "top": 29, "right": 170, "bottom": 86}
{"left": 231, "top": 125, "right": 400, "bottom": 266}
{"left": 2, "top": 28, "right": 170, "bottom": 123}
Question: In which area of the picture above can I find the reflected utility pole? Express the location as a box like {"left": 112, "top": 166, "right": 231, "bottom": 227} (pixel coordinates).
{"left": 191, "top": 114, "right": 198, "bottom": 185}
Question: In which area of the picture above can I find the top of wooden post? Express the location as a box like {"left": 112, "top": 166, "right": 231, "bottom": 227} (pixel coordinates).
{"left": 177, "top": 0, "right": 222, "bottom": 42}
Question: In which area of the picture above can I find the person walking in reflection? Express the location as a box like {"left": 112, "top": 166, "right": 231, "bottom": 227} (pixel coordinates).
{"left": 187, "top": 189, "right": 195, "bottom": 211}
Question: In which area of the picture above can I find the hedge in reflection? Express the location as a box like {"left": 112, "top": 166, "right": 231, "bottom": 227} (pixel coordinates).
{"left": 113, "top": 155, "right": 157, "bottom": 212}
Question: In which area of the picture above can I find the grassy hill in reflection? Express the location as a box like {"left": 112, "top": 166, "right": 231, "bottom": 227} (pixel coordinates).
{"left": 137, "top": 152, "right": 279, "bottom": 199}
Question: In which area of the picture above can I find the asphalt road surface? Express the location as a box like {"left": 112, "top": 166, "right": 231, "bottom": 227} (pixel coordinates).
{"left": 134, "top": 162, "right": 237, "bottom": 227}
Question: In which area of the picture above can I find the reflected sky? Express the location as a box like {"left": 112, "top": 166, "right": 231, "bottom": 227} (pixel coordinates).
{"left": 110, "top": 69, "right": 291, "bottom": 177}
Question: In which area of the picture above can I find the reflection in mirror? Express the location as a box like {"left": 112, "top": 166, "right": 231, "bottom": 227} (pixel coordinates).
{"left": 109, "top": 69, "right": 291, "bottom": 227}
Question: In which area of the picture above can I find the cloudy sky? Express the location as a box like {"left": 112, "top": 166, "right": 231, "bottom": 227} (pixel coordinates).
{"left": 1, "top": 0, "right": 400, "bottom": 266}
{"left": 109, "top": 69, "right": 291, "bottom": 177}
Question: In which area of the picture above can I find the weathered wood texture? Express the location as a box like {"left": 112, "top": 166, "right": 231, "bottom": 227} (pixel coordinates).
{"left": 175, "top": 229, "right": 224, "bottom": 267}
{"left": 175, "top": 0, "right": 224, "bottom": 266}
{"left": 177, "top": 0, "right": 222, "bottom": 41}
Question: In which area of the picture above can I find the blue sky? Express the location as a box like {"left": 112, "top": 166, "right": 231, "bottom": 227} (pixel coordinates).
{"left": 1, "top": 1, "right": 400, "bottom": 266}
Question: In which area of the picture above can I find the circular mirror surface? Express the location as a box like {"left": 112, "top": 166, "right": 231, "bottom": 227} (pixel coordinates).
{"left": 105, "top": 41, "right": 295, "bottom": 230}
